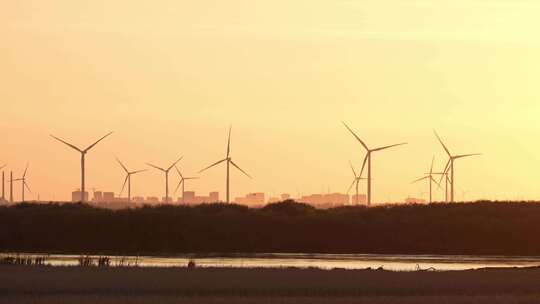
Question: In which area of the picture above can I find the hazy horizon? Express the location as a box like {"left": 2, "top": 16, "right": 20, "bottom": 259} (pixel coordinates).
{"left": 2, "top": 1, "right": 540, "bottom": 202}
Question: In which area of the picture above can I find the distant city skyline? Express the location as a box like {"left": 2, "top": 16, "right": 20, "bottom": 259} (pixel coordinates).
{"left": 3, "top": 1, "right": 539, "bottom": 202}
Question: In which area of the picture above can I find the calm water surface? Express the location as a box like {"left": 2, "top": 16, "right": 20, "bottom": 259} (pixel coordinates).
{"left": 4, "top": 253, "right": 540, "bottom": 271}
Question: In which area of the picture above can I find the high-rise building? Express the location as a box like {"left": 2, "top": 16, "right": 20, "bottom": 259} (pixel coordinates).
{"left": 72, "top": 190, "right": 89, "bottom": 202}
{"left": 177, "top": 191, "right": 220, "bottom": 204}
{"left": 103, "top": 192, "right": 115, "bottom": 202}
{"left": 93, "top": 191, "right": 103, "bottom": 202}
{"left": 209, "top": 192, "right": 219, "bottom": 202}
{"left": 235, "top": 192, "right": 265, "bottom": 205}
{"left": 298, "top": 193, "right": 350, "bottom": 208}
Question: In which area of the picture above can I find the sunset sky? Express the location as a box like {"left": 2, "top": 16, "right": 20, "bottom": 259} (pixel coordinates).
{"left": 2, "top": 1, "right": 540, "bottom": 203}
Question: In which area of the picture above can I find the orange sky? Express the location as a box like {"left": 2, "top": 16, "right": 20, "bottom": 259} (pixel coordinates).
{"left": 2, "top": 1, "right": 540, "bottom": 203}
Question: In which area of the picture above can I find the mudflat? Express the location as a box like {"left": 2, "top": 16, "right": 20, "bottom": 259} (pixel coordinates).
{"left": 2, "top": 265, "right": 540, "bottom": 303}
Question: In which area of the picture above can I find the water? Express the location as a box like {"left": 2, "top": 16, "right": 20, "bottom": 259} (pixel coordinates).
{"left": 3, "top": 253, "right": 540, "bottom": 271}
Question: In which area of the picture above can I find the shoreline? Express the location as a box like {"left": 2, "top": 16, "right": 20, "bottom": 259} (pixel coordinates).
{"left": 3, "top": 265, "right": 540, "bottom": 303}
{"left": 3, "top": 252, "right": 540, "bottom": 271}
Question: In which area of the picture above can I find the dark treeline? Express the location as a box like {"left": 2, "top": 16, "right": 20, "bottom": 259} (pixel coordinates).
{"left": 1, "top": 200, "right": 540, "bottom": 256}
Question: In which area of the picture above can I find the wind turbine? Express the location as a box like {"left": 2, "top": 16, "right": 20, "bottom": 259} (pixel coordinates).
{"left": 1, "top": 165, "right": 6, "bottom": 202}
{"left": 411, "top": 157, "right": 439, "bottom": 204}
{"left": 434, "top": 130, "right": 481, "bottom": 202}
{"left": 431, "top": 171, "right": 451, "bottom": 202}
{"left": 174, "top": 165, "right": 199, "bottom": 204}
{"left": 147, "top": 156, "right": 183, "bottom": 203}
{"left": 116, "top": 157, "right": 147, "bottom": 203}
{"left": 347, "top": 160, "right": 367, "bottom": 205}
{"left": 342, "top": 122, "right": 407, "bottom": 206}
{"left": 13, "top": 163, "right": 31, "bottom": 202}
{"left": 199, "top": 126, "right": 252, "bottom": 204}
{"left": 50, "top": 132, "right": 113, "bottom": 202}
{"left": 9, "top": 171, "right": 13, "bottom": 203}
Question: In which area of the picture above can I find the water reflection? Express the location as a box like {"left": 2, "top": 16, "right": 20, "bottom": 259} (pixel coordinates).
{"left": 2, "top": 253, "right": 540, "bottom": 271}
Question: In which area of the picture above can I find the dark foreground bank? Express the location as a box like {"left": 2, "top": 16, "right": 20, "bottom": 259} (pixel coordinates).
{"left": 2, "top": 265, "right": 540, "bottom": 304}
{"left": 2, "top": 200, "right": 540, "bottom": 255}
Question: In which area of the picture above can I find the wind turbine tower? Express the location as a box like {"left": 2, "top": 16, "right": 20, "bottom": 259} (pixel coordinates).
{"left": 347, "top": 161, "right": 367, "bottom": 205}
{"left": 50, "top": 132, "right": 113, "bottom": 202}
{"left": 199, "top": 126, "right": 252, "bottom": 204}
{"left": 13, "top": 163, "right": 31, "bottom": 202}
{"left": 174, "top": 165, "right": 199, "bottom": 204}
{"left": 147, "top": 156, "right": 183, "bottom": 203}
{"left": 9, "top": 171, "right": 13, "bottom": 203}
{"left": 1, "top": 165, "right": 5, "bottom": 201}
{"left": 116, "top": 157, "right": 147, "bottom": 203}
{"left": 342, "top": 122, "right": 407, "bottom": 206}
{"left": 412, "top": 157, "right": 439, "bottom": 204}
{"left": 434, "top": 130, "right": 481, "bottom": 202}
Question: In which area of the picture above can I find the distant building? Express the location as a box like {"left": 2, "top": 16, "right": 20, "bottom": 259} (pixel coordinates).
{"left": 209, "top": 191, "right": 219, "bottom": 202}
{"left": 146, "top": 196, "right": 159, "bottom": 204}
{"left": 103, "top": 192, "right": 115, "bottom": 202}
{"left": 132, "top": 196, "right": 145, "bottom": 203}
{"left": 298, "top": 193, "right": 349, "bottom": 208}
{"left": 72, "top": 191, "right": 89, "bottom": 202}
{"left": 177, "top": 191, "right": 220, "bottom": 204}
{"left": 268, "top": 196, "right": 281, "bottom": 203}
{"left": 351, "top": 194, "right": 367, "bottom": 205}
{"left": 281, "top": 193, "right": 290, "bottom": 200}
{"left": 93, "top": 191, "right": 103, "bottom": 202}
{"left": 235, "top": 193, "right": 265, "bottom": 205}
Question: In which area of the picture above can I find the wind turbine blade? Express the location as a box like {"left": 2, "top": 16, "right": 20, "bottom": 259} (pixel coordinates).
{"left": 167, "top": 156, "right": 183, "bottom": 171}
{"left": 438, "top": 159, "right": 451, "bottom": 184}
{"left": 372, "top": 142, "right": 407, "bottom": 152}
{"left": 130, "top": 169, "right": 147, "bottom": 175}
{"left": 433, "top": 130, "right": 451, "bottom": 157}
{"left": 431, "top": 176, "right": 442, "bottom": 189}
{"left": 359, "top": 154, "right": 368, "bottom": 178}
{"left": 0, "top": 164, "right": 6, "bottom": 170}
{"left": 227, "top": 125, "right": 232, "bottom": 158}
{"left": 174, "top": 179, "right": 184, "bottom": 195}
{"left": 454, "top": 153, "right": 482, "bottom": 160}
{"left": 23, "top": 163, "right": 29, "bottom": 178}
{"left": 184, "top": 177, "right": 199, "bottom": 180}
{"left": 115, "top": 157, "right": 129, "bottom": 173}
{"left": 230, "top": 160, "right": 252, "bottom": 178}
{"left": 342, "top": 122, "right": 369, "bottom": 151}
{"left": 411, "top": 176, "right": 429, "bottom": 184}
{"left": 116, "top": 157, "right": 129, "bottom": 173}
{"left": 50, "top": 135, "right": 82, "bottom": 152}
{"left": 347, "top": 179, "right": 356, "bottom": 194}
{"left": 120, "top": 175, "right": 128, "bottom": 196}
{"left": 12, "top": 178, "right": 23, "bottom": 182}
{"left": 146, "top": 163, "right": 166, "bottom": 172}
{"left": 84, "top": 132, "right": 113, "bottom": 152}
{"left": 430, "top": 156, "right": 434, "bottom": 175}
{"left": 174, "top": 165, "right": 184, "bottom": 179}
{"left": 24, "top": 182, "right": 32, "bottom": 194}
{"left": 349, "top": 160, "right": 357, "bottom": 178}
{"left": 199, "top": 158, "right": 227, "bottom": 173}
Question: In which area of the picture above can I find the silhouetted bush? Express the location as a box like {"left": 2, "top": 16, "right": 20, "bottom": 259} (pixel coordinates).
{"left": 1, "top": 201, "right": 540, "bottom": 255}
